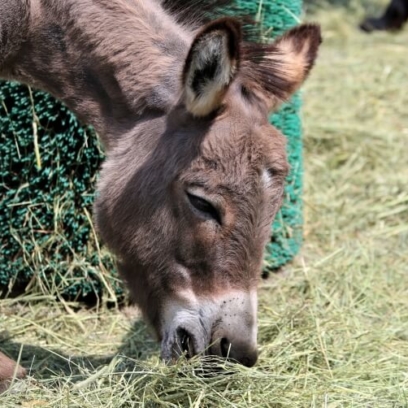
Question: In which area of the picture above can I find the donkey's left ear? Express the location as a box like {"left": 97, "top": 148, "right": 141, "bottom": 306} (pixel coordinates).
{"left": 241, "top": 24, "right": 322, "bottom": 112}
{"left": 182, "top": 18, "right": 241, "bottom": 117}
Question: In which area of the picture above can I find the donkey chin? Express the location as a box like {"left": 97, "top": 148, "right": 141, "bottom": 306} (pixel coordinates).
{"left": 159, "top": 290, "right": 258, "bottom": 367}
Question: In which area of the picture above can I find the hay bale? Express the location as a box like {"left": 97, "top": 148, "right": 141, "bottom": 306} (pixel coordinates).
{"left": 0, "top": 0, "right": 303, "bottom": 298}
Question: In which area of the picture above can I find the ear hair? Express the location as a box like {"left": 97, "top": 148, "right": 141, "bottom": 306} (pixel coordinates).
{"left": 240, "top": 23, "right": 322, "bottom": 112}
{"left": 182, "top": 17, "right": 241, "bottom": 117}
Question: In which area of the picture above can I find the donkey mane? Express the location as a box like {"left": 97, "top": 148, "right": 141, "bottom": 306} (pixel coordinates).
{"left": 162, "top": 0, "right": 241, "bottom": 26}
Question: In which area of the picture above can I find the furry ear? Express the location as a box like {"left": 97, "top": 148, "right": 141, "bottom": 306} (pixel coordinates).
{"left": 241, "top": 24, "right": 322, "bottom": 112}
{"left": 182, "top": 17, "right": 241, "bottom": 117}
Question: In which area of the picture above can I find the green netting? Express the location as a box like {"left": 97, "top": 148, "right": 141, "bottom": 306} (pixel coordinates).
{"left": 0, "top": 85, "right": 119, "bottom": 298}
{"left": 0, "top": 0, "right": 303, "bottom": 298}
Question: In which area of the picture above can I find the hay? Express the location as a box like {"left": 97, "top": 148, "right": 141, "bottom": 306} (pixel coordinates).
{"left": 1, "top": 0, "right": 408, "bottom": 406}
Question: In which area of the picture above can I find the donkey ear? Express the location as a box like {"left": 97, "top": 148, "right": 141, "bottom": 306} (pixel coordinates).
{"left": 182, "top": 18, "right": 241, "bottom": 117}
{"left": 242, "top": 24, "right": 322, "bottom": 111}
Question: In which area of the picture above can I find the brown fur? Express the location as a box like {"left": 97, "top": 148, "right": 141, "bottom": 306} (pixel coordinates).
{"left": 0, "top": 0, "right": 321, "bottom": 371}
{"left": 0, "top": 351, "right": 26, "bottom": 393}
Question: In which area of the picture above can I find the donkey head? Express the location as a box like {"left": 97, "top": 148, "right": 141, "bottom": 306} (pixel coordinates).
{"left": 96, "top": 19, "right": 321, "bottom": 367}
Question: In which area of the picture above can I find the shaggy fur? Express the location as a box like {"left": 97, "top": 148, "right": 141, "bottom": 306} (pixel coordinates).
{"left": 0, "top": 0, "right": 321, "bottom": 381}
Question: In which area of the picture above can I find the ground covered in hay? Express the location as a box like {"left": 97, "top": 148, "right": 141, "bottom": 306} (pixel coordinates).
{"left": 1, "top": 1, "right": 408, "bottom": 406}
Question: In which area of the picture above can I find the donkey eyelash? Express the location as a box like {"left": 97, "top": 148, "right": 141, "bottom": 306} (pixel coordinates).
{"left": 186, "top": 192, "right": 222, "bottom": 225}
{"left": 267, "top": 168, "right": 277, "bottom": 179}
{"left": 267, "top": 167, "right": 286, "bottom": 180}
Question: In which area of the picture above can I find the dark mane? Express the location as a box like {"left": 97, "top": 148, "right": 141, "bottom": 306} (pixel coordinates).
{"left": 161, "top": 0, "right": 238, "bottom": 25}
{"left": 161, "top": 0, "right": 259, "bottom": 40}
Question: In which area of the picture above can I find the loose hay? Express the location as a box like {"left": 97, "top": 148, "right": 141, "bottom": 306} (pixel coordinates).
{"left": 1, "top": 0, "right": 408, "bottom": 406}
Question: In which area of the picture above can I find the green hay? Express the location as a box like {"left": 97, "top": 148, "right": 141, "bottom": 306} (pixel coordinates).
{"left": 0, "top": 0, "right": 304, "bottom": 298}
{"left": 1, "top": 0, "right": 408, "bottom": 406}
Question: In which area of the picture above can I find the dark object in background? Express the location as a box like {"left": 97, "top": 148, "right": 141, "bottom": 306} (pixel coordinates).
{"left": 360, "top": 0, "right": 408, "bottom": 32}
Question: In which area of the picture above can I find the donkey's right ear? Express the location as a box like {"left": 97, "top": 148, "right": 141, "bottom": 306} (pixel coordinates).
{"left": 182, "top": 18, "right": 241, "bottom": 117}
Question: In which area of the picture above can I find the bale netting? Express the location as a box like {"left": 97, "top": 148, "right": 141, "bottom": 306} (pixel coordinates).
{"left": 0, "top": 0, "right": 303, "bottom": 299}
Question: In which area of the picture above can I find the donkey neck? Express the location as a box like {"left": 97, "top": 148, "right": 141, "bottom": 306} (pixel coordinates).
{"left": 0, "top": 0, "right": 192, "bottom": 148}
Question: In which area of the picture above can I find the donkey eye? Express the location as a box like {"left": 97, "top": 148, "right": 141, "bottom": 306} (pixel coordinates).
{"left": 186, "top": 192, "right": 221, "bottom": 224}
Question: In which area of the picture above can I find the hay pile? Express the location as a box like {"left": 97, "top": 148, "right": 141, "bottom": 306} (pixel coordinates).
{"left": 1, "top": 0, "right": 408, "bottom": 406}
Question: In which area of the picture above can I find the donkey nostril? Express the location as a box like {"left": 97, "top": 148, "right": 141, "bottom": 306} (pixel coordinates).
{"left": 217, "top": 338, "right": 258, "bottom": 367}
{"left": 220, "top": 337, "right": 231, "bottom": 358}
{"left": 241, "top": 351, "right": 258, "bottom": 368}
{"left": 176, "top": 328, "right": 195, "bottom": 358}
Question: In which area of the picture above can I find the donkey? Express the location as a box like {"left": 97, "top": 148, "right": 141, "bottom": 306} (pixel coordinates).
{"left": 0, "top": 0, "right": 321, "bottom": 385}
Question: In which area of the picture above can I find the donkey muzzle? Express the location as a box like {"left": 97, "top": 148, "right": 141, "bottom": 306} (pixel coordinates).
{"left": 160, "top": 290, "right": 258, "bottom": 367}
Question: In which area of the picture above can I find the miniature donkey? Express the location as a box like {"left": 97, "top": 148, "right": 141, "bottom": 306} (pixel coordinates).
{"left": 0, "top": 0, "right": 321, "bottom": 388}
